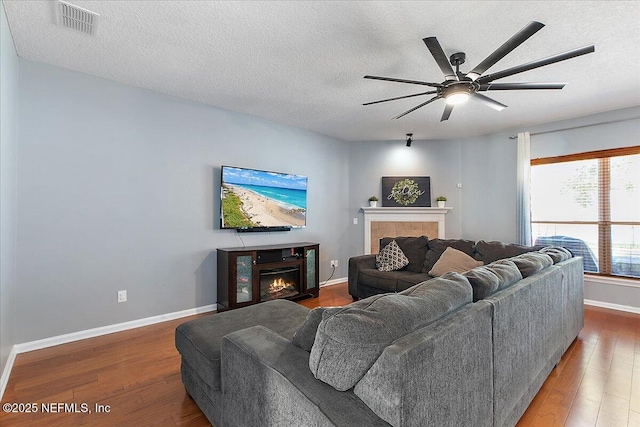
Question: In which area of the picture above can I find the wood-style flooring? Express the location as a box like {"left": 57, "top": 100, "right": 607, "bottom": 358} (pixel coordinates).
{"left": 1, "top": 282, "right": 638, "bottom": 426}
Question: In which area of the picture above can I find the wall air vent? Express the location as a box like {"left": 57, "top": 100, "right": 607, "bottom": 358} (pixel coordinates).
{"left": 57, "top": 1, "right": 99, "bottom": 36}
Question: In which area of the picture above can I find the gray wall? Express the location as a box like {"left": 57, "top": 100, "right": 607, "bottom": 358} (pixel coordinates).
{"left": 14, "top": 60, "right": 350, "bottom": 343}
{"left": 1, "top": 1, "right": 19, "bottom": 379}
{"left": 530, "top": 107, "right": 640, "bottom": 158}
{"left": 459, "top": 130, "right": 519, "bottom": 243}
{"left": 347, "top": 138, "right": 463, "bottom": 258}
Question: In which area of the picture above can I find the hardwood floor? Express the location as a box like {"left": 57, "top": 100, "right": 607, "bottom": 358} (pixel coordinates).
{"left": 518, "top": 304, "right": 640, "bottom": 427}
{"left": 1, "top": 282, "right": 638, "bottom": 426}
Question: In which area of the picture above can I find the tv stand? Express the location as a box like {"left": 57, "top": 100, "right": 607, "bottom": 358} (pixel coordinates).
{"left": 216, "top": 242, "right": 319, "bottom": 311}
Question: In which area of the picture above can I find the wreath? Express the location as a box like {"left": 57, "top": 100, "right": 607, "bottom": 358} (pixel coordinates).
{"left": 389, "top": 178, "right": 422, "bottom": 205}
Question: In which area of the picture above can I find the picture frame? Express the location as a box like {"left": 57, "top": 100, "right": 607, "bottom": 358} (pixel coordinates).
{"left": 381, "top": 176, "right": 431, "bottom": 207}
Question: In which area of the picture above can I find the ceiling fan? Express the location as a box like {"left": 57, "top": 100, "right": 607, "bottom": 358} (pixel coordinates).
{"left": 363, "top": 21, "right": 594, "bottom": 121}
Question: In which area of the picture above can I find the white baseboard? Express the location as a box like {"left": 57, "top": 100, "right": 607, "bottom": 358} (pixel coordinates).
{"left": 14, "top": 303, "right": 217, "bottom": 354}
{"left": 0, "top": 345, "right": 18, "bottom": 401}
{"left": 584, "top": 274, "right": 640, "bottom": 288}
{"left": 320, "top": 277, "right": 347, "bottom": 287}
{"left": 0, "top": 303, "right": 217, "bottom": 401}
{"left": 584, "top": 299, "right": 640, "bottom": 315}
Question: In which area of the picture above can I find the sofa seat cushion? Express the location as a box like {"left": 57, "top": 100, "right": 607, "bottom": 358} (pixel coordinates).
{"left": 175, "top": 299, "right": 310, "bottom": 391}
{"left": 396, "top": 273, "right": 432, "bottom": 291}
{"left": 422, "top": 239, "right": 476, "bottom": 273}
{"left": 357, "top": 268, "right": 416, "bottom": 292}
{"left": 380, "top": 236, "right": 429, "bottom": 273}
{"left": 474, "top": 240, "right": 544, "bottom": 264}
{"left": 464, "top": 260, "right": 523, "bottom": 301}
{"left": 309, "top": 272, "right": 472, "bottom": 391}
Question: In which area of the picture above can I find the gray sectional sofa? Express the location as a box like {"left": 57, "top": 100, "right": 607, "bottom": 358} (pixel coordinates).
{"left": 175, "top": 241, "right": 584, "bottom": 427}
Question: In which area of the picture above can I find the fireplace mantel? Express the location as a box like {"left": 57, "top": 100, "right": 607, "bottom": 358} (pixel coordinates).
{"left": 362, "top": 207, "right": 452, "bottom": 254}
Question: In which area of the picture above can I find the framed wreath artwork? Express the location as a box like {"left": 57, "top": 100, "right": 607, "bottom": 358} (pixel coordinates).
{"left": 381, "top": 176, "right": 431, "bottom": 207}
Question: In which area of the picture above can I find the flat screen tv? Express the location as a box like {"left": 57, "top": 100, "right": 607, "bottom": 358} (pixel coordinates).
{"left": 220, "top": 165, "right": 307, "bottom": 231}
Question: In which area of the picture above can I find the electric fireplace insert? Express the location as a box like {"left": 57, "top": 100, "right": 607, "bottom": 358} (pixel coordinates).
{"left": 259, "top": 266, "right": 301, "bottom": 302}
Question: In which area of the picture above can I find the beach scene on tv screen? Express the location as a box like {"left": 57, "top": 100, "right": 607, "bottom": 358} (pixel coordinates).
{"left": 221, "top": 167, "right": 307, "bottom": 228}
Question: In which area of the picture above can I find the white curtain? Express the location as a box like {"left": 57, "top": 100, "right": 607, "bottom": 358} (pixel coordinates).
{"left": 516, "top": 132, "right": 532, "bottom": 246}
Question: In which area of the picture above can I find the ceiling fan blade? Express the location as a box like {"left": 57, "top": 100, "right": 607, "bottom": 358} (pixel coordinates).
{"left": 441, "top": 104, "right": 454, "bottom": 121}
{"left": 466, "top": 21, "right": 545, "bottom": 81}
{"left": 476, "top": 45, "right": 595, "bottom": 84}
{"left": 423, "top": 37, "right": 458, "bottom": 81}
{"left": 393, "top": 95, "right": 442, "bottom": 120}
{"left": 364, "top": 75, "right": 442, "bottom": 87}
{"left": 363, "top": 91, "right": 438, "bottom": 106}
{"left": 478, "top": 82, "right": 566, "bottom": 91}
{"left": 471, "top": 93, "right": 507, "bottom": 111}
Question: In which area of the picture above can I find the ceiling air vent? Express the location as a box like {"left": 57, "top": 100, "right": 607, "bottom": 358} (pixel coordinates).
{"left": 57, "top": 1, "right": 99, "bottom": 36}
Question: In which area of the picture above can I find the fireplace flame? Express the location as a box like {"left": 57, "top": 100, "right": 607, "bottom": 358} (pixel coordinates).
{"left": 269, "top": 278, "right": 293, "bottom": 293}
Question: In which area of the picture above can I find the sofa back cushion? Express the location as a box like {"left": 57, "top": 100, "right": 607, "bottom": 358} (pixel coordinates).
{"left": 463, "top": 260, "right": 523, "bottom": 301}
{"left": 309, "top": 272, "right": 472, "bottom": 391}
{"left": 422, "top": 239, "right": 476, "bottom": 273}
{"left": 540, "top": 246, "right": 573, "bottom": 264}
{"left": 380, "top": 236, "right": 429, "bottom": 273}
{"left": 474, "top": 240, "right": 544, "bottom": 264}
{"left": 496, "top": 252, "right": 554, "bottom": 278}
{"left": 292, "top": 307, "right": 325, "bottom": 352}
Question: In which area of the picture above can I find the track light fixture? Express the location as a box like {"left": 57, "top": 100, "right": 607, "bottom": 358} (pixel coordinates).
{"left": 406, "top": 133, "right": 413, "bottom": 147}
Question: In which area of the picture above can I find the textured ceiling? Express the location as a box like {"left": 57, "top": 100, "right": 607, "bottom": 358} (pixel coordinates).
{"left": 4, "top": 1, "right": 640, "bottom": 141}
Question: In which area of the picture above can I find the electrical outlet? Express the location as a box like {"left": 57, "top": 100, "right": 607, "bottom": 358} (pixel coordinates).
{"left": 353, "top": 217, "right": 358, "bottom": 225}
{"left": 117, "top": 290, "right": 127, "bottom": 303}
{"left": 330, "top": 260, "right": 338, "bottom": 268}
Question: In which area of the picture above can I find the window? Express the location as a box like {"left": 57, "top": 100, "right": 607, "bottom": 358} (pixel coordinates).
{"left": 530, "top": 146, "right": 640, "bottom": 279}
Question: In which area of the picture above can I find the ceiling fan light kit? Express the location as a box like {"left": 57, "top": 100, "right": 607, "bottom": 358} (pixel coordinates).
{"left": 444, "top": 84, "right": 473, "bottom": 105}
{"left": 364, "top": 21, "right": 595, "bottom": 122}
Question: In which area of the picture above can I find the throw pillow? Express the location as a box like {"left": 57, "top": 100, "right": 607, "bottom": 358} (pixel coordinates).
{"left": 376, "top": 240, "right": 409, "bottom": 272}
{"left": 429, "top": 246, "right": 483, "bottom": 277}
{"left": 292, "top": 307, "right": 325, "bottom": 352}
